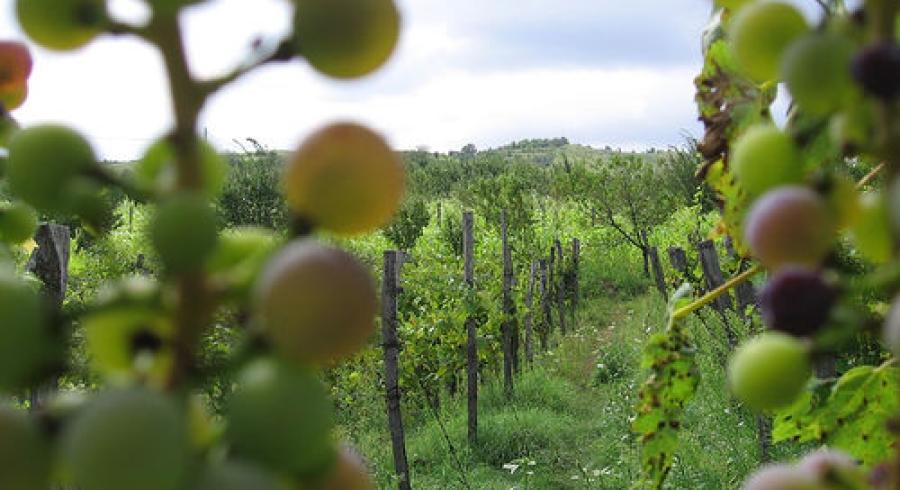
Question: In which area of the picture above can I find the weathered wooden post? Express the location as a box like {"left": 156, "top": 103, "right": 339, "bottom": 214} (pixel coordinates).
{"left": 381, "top": 251, "right": 411, "bottom": 490}
{"left": 697, "top": 240, "right": 733, "bottom": 312}
{"left": 500, "top": 211, "right": 514, "bottom": 397}
{"left": 26, "top": 223, "right": 70, "bottom": 410}
{"left": 539, "top": 258, "right": 551, "bottom": 351}
{"left": 570, "top": 238, "right": 580, "bottom": 328}
{"left": 667, "top": 247, "right": 689, "bottom": 279}
{"left": 525, "top": 260, "right": 537, "bottom": 367}
{"left": 554, "top": 239, "right": 567, "bottom": 335}
{"left": 463, "top": 212, "right": 478, "bottom": 445}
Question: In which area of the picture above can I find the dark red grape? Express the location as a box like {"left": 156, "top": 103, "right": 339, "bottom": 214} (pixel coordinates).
{"left": 851, "top": 43, "right": 900, "bottom": 99}
{"left": 759, "top": 266, "right": 836, "bottom": 337}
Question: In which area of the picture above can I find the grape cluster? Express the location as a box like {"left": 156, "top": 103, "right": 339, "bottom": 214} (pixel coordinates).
{"left": 0, "top": 0, "right": 404, "bottom": 488}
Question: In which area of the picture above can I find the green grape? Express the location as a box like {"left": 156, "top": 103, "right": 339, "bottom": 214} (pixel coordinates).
{"left": 852, "top": 190, "right": 891, "bottom": 263}
{"left": 743, "top": 186, "right": 834, "bottom": 270}
{"left": 136, "top": 137, "right": 227, "bottom": 197}
{"left": 16, "top": 0, "right": 107, "bottom": 51}
{"left": 82, "top": 308, "right": 173, "bottom": 383}
{"left": 829, "top": 104, "right": 874, "bottom": 151}
{"left": 254, "top": 240, "right": 377, "bottom": 365}
{"left": 0, "top": 272, "right": 50, "bottom": 391}
{"left": 0, "top": 111, "right": 19, "bottom": 148}
{"left": 293, "top": 0, "right": 401, "bottom": 79}
{"left": 799, "top": 450, "right": 864, "bottom": 485}
{"left": 195, "top": 460, "right": 280, "bottom": 490}
{"left": 303, "top": 446, "right": 372, "bottom": 490}
{"left": 6, "top": 125, "right": 97, "bottom": 212}
{"left": 284, "top": 122, "right": 404, "bottom": 235}
{"left": 730, "top": 1, "right": 809, "bottom": 82}
{"left": 226, "top": 359, "right": 335, "bottom": 476}
{"left": 0, "top": 406, "right": 50, "bottom": 490}
{"left": 62, "top": 388, "right": 188, "bottom": 490}
{"left": 824, "top": 174, "right": 859, "bottom": 229}
{"left": 728, "top": 332, "right": 811, "bottom": 411}
{"left": 0, "top": 41, "right": 33, "bottom": 90}
{"left": 714, "top": 0, "right": 753, "bottom": 10}
{"left": 730, "top": 125, "right": 803, "bottom": 196}
{"left": 0, "top": 201, "right": 37, "bottom": 244}
{"left": 63, "top": 178, "right": 117, "bottom": 235}
{"left": 208, "top": 227, "right": 280, "bottom": 296}
{"left": 150, "top": 193, "right": 219, "bottom": 273}
{"left": 781, "top": 33, "right": 855, "bottom": 116}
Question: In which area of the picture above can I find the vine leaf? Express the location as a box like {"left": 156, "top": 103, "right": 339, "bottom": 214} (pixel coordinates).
{"left": 631, "top": 312, "right": 699, "bottom": 489}
{"left": 773, "top": 364, "right": 900, "bottom": 466}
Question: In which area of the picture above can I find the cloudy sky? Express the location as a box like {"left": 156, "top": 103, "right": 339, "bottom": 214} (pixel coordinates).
{"left": 0, "top": 0, "right": 828, "bottom": 160}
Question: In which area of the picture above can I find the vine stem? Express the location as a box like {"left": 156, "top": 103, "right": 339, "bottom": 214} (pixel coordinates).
{"left": 672, "top": 264, "right": 762, "bottom": 321}
{"left": 856, "top": 162, "right": 886, "bottom": 190}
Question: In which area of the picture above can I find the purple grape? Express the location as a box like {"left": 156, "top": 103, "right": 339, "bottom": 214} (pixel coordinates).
{"left": 759, "top": 266, "right": 836, "bottom": 337}
{"left": 851, "top": 43, "right": 900, "bottom": 99}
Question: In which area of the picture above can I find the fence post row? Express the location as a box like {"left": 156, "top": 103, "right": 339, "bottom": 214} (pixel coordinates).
{"left": 525, "top": 260, "right": 537, "bottom": 366}
{"left": 649, "top": 246, "right": 667, "bottom": 301}
{"left": 500, "top": 211, "right": 515, "bottom": 398}
{"left": 462, "top": 212, "right": 478, "bottom": 445}
{"left": 539, "top": 258, "right": 551, "bottom": 351}
{"left": 381, "top": 251, "right": 412, "bottom": 490}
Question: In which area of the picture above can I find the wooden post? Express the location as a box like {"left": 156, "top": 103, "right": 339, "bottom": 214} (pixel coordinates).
{"left": 697, "top": 240, "right": 733, "bottom": 312}
{"left": 463, "top": 212, "right": 478, "bottom": 445}
{"left": 381, "top": 251, "right": 411, "bottom": 490}
{"left": 500, "top": 211, "right": 514, "bottom": 398}
{"left": 667, "top": 247, "right": 689, "bottom": 277}
{"left": 539, "top": 258, "right": 551, "bottom": 350}
{"left": 649, "top": 246, "right": 668, "bottom": 301}
{"left": 554, "top": 239, "right": 567, "bottom": 336}
{"left": 26, "top": 223, "right": 69, "bottom": 411}
{"left": 525, "top": 261, "right": 536, "bottom": 367}
{"left": 570, "top": 238, "right": 580, "bottom": 328}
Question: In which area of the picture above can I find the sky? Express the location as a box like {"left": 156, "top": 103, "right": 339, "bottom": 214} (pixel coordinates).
{"left": 0, "top": 0, "right": 830, "bottom": 160}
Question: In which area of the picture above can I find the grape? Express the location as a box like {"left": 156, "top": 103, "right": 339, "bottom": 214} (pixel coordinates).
{"left": 6, "top": 125, "right": 98, "bottom": 212}
{"left": 714, "top": 0, "right": 752, "bottom": 9}
{"left": 306, "top": 446, "right": 373, "bottom": 490}
{"left": 0, "top": 41, "right": 33, "bottom": 90}
{"left": 254, "top": 240, "right": 377, "bottom": 365}
{"left": 62, "top": 388, "right": 188, "bottom": 490}
{"left": 730, "top": 1, "right": 809, "bottom": 82}
{"left": 0, "top": 201, "right": 37, "bottom": 244}
{"left": 798, "top": 450, "right": 861, "bottom": 482}
{"left": 82, "top": 308, "right": 173, "bottom": 382}
{"left": 728, "top": 332, "right": 811, "bottom": 411}
{"left": 137, "top": 137, "right": 227, "bottom": 197}
{"left": 208, "top": 227, "right": 280, "bottom": 297}
{"left": 758, "top": 266, "right": 836, "bottom": 337}
{"left": 851, "top": 42, "right": 900, "bottom": 99}
{"left": 195, "top": 460, "right": 280, "bottom": 490}
{"left": 742, "top": 464, "right": 818, "bottom": 490}
{"left": 15, "top": 0, "right": 107, "bottom": 51}
{"left": 284, "top": 122, "right": 404, "bottom": 235}
{"left": 0, "top": 110, "right": 19, "bottom": 148}
{"left": 293, "top": 0, "right": 400, "bottom": 79}
{"left": 730, "top": 125, "right": 803, "bottom": 196}
{"left": 150, "top": 193, "right": 219, "bottom": 273}
{"left": 225, "top": 359, "right": 335, "bottom": 476}
{"left": 743, "top": 186, "right": 834, "bottom": 270}
{"left": 823, "top": 174, "right": 860, "bottom": 229}
{"left": 851, "top": 191, "right": 891, "bottom": 263}
{"left": 0, "top": 82, "right": 27, "bottom": 111}
{"left": 781, "top": 33, "right": 855, "bottom": 116}
{"left": 0, "top": 406, "right": 49, "bottom": 490}
{"left": 0, "top": 272, "right": 50, "bottom": 391}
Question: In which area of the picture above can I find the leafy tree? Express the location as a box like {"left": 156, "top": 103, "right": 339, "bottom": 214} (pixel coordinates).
{"left": 216, "top": 138, "right": 287, "bottom": 230}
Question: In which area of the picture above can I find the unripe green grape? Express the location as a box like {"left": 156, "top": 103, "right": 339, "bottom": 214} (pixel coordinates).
{"left": 255, "top": 240, "right": 377, "bottom": 365}
{"left": 851, "top": 190, "right": 891, "bottom": 263}
{"left": 137, "top": 137, "right": 226, "bottom": 197}
{"left": 743, "top": 186, "right": 834, "bottom": 270}
{"left": 225, "top": 359, "right": 335, "bottom": 476}
{"left": 195, "top": 460, "right": 281, "bottom": 490}
{"left": 0, "top": 406, "right": 50, "bottom": 490}
{"left": 730, "top": 1, "right": 809, "bottom": 82}
{"left": 16, "top": 0, "right": 107, "bottom": 51}
{"left": 0, "top": 111, "right": 19, "bottom": 148}
{"left": 63, "top": 178, "right": 117, "bottom": 235}
{"left": 208, "top": 227, "right": 280, "bottom": 296}
{"left": 150, "top": 193, "right": 218, "bottom": 273}
{"left": 729, "top": 332, "right": 811, "bottom": 411}
{"left": 0, "top": 201, "right": 37, "bottom": 244}
{"left": 824, "top": 174, "right": 860, "bottom": 229}
{"left": 781, "top": 33, "right": 855, "bottom": 116}
{"left": 730, "top": 125, "right": 803, "bottom": 196}
{"left": 293, "top": 0, "right": 400, "bottom": 79}
{"left": 6, "top": 124, "right": 98, "bottom": 212}
{"left": 82, "top": 308, "right": 173, "bottom": 383}
{"left": 62, "top": 389, "right": 188, "bottom": 490}
{"left": 715, "top": 0, "right": 754, "bottom": 10}
{"left": 742, "top": 464, "right": 818, "bottom": 490}
{"left": 0, "top": 272, "right": 50, "bottom": 391}
{"left": 284, "top": 122, "right": 404, "bottom": 235}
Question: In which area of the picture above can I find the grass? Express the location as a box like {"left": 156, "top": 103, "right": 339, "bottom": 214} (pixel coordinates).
{"left": 344, "top": 291, "right": 800, "bottom": 489}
